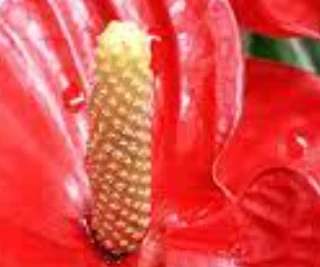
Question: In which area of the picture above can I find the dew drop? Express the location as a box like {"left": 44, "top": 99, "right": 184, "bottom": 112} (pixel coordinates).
{"left": 283, "top": 130, "right": 309, "bottom": 159}
{"left": 63, "top": 82, "right": 86, "bottom": 113}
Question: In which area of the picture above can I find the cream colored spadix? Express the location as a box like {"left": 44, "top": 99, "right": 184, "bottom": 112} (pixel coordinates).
{"left": 86, "top": 21, "right": 152, "bottom": 257}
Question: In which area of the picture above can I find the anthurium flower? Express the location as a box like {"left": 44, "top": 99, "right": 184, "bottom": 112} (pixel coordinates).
{"left": 1, "top": 0, "right": 320, "bottom": 267}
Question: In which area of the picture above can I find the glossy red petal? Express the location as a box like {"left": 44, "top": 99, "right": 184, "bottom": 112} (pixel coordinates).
{"left": 146, "top": 0, "right": 243, "bottom": 222}
{"left": 0, "top": 35, "right": 105, "bottom": 266}
{"left": 217, "top": 58, "right": 320, "bottom": 196}
{"left": 231, "top": 0, "right": 320, "bottom": 38}
{"left": 0, "top": 0, "right": 115, "bottom": 265}
{"left": 236, "top": 168, "right": 320, "bottom": 266}
{"left": 160, "top": 168, "right": 320, "bottom": 266}
{"left": 162, "top": 0, "right": 243, "bottom": 193}
{"left": 0, "top": 218, "right": 107, "bottom": 267}
{"left": 161, "top": 59, "right": 320, "bottom": 266}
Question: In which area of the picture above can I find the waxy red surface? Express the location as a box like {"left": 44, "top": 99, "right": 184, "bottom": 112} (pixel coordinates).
{"left": 0, "top": 0, "right": 320, "bottom": 266}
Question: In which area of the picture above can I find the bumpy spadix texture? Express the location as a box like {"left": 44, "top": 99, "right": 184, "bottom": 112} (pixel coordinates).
{"left": 86, "top": 21, "right": 152, "bottom": 256}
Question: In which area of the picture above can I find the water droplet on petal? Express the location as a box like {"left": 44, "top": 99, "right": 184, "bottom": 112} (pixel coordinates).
{"left": 63, "top": 83, "right": 86, "bottom": 113}
{"left": 284, "top": 130, "right": 309, "bottom": 159}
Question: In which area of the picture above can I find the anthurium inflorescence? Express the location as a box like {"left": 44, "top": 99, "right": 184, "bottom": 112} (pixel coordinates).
{"left": 1, "top": 0, "right": 320, "bottom": 266}
{"left": 87, "top": 21, "right": 152, "bottom": 258}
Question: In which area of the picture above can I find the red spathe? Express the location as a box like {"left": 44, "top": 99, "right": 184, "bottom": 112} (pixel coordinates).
{"left": 1, "top": 0, "right": 320, "bottom": 266}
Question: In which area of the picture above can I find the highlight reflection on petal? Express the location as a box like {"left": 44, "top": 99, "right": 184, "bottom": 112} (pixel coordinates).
{"left": 0, "top": 0, "right": 108, "bottom": 264}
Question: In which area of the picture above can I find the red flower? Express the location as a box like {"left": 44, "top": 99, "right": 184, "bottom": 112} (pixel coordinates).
{"left": 1, "top": 0, "right": 320, "bottom": 266}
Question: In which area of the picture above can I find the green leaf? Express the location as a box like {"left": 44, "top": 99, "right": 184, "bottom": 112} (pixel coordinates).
{"left": 246, "top": 33, "right": 320, "bottom": 74}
